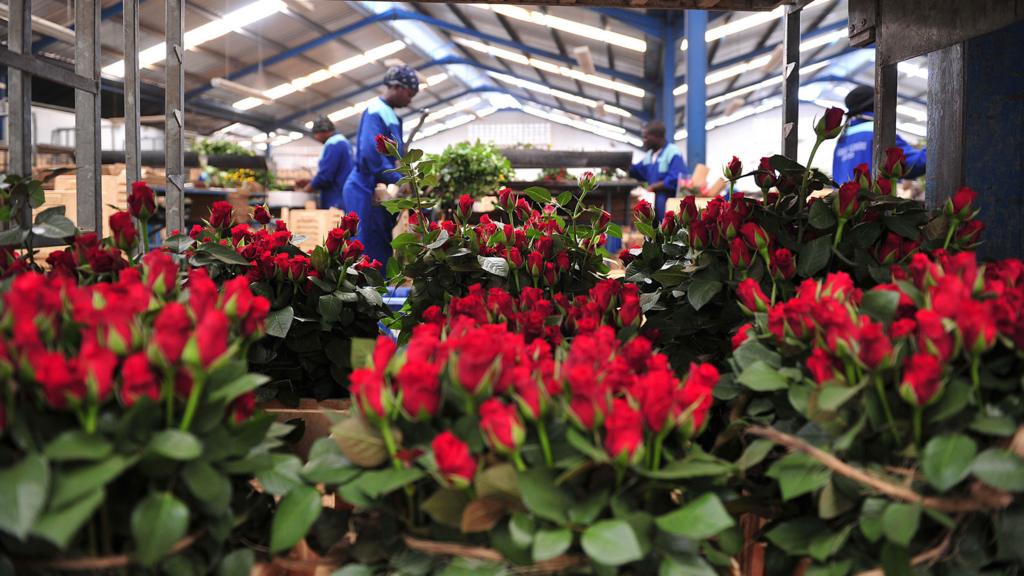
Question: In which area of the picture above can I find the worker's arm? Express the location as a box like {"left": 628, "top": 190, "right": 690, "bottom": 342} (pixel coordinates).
{"left": 661, "top": 153, "right": 687, "bottom": 192}
{"left": 896, "top": 134, "right": 926, "bottom": 179}
{"left": 628, "top": 160, "right": 645, "bottom": 182}
{"left": 309, "top": 139, "right": 347, "bottom": 191}
{"left": 362, "top": 114, "right": 402, "bottom": 186}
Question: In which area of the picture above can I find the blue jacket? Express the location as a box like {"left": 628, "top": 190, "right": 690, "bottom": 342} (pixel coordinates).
{"left": 342, "top": 97, "right": 404, "bottom": 270}
{"left": 832, "top": 117, "right": 926, "bottom": 184}
{"left": 629, "top": 143, "right": 688, "bottom": 220}
{"left": 311, "top": 133, "right": 353, "bottom": 209}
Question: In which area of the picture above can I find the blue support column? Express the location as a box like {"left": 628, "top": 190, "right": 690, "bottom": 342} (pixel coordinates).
{"left": 659, "top": 15, "right": 678, "bottom": 135}
{"left": 685, "top": 10, "right": 708, "bottom": 166}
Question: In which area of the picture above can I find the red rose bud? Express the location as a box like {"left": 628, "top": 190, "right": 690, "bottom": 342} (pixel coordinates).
{"left": 633, "top": 199, "right": 654, "bottom": 223}
{"left": 956, "top": 300, "right": 997, "bottom": 356}
{"left": 120, "top": 352, "right": 160, "bottom": 407}
{"left": 527, "top": 250, "right": 543, "bottom": 277}
{"left": 737, "top": 278, "right": 770, "bottom": 314}
{"left": 209, "top": 200, "right": 234, "bottom": 230}
{"left": 374, "top": 133, "right": 395, "bottom": 155}
{"left": 881, "top": 147, "right": 906, "bottom": 179}
{"left": 815, "top": 106, "right": 845, "bottom": 140}
{"left": 287, "top": 255, "right": 311, "bottom": 282}
{"left": 770, "top": 248, "right": 796, "bottom": 280}
{"left": 142, "top": 250, "right": 179, "bottom": 296}
{"left": 457, "top": 193, "right": 474, "bottom": 221}
{"left": 342, "top": 239, "right": 364, "bottom": 263}
{"left": 189, "top": 225, "right": 203, "bottom": 240}
{"left": 129, "top": 182, "right": 156, "bottom": 220}
{"left": 395, "top": 358, "right": 441, "bottom": 420}
{"left": 834, "top": 182, "right": 860, "bottom": 220}
{"left": 724, "top": 156, "right": 742, "bottom": 181}
{"left": 349, "top": 367, "right": 390, "bottom": 420}
{"left": 326, "top": 227, "right": 347, "bottom": 255}
{"left": 806, "top": 347, "right": 840, "bottom": 385}
{"left": 597, "top": 210, "right": 611, "bottom": 230}
{"left": 619, "top": 291, "right": 641, "bottom": 327}
{"left": 498, "top": 187, "right": 515, "bottom": 211}
{"left": 900, "top": 352, "right": 943, "bottom": 406}
{"left": 858, "top": 319, "right": 893, "bottom": 371}
{"left": 242, "top": 297, "right": 270, "bottom": 338}
{"left": 604, "top": 398, "right": 644, "bottom": 463}
{"left": 253, "top": 205, "right": 272, "bottom": 225}
{"left": 109, "top": 211, "right": 138, "bottom": 251}
{"left": 956, "top": 219, "right": 984, "bottom": 248}
{"left": 661, "top": 211, "right": 677, "bottom": 235}
{"left": 515, "top": 198, "right": 532, "bottom": 221}
{"left": 507, "top": 246, "right": 524, "bottom": 268}
{"left": 732, "top": 323, "right": 753, "bottom": 350}
{"left": 152, "top": 302, "right": 191, "bottom": 364}
{"left": 543, "top": 262, "right": 556, "bottom": 285}
{"left": 754, "top": 157, "right": 777, "bottom": 192}
{"left": 741, "top": 222, "right": 769, "bottom": 252}
{"left": 852, "top": 164, "right": 871, "bottom": 190}
{"left": 231, "top": 391, "right": 255, "bottom": 423}
{"left": 689, "top": 220, "right": 709, "bottom": 250}
{"left": 679, "top": 195, "right": 699, "bottom": 226}
{"left": 479, "top": 398, "right": 525, "bottom": 454}
{"left": 945, "top": 186, "right": 978, "bottom": 221}
{"left": 432, "top": 431, "right": 477, "bottom": 488}
{"left": 729, "top": 237, "right": 752, "bottom": 269}
{"left": 875, "top": 176, "right": 893, "bottom": 196}
{"left": 675, "top": 363, "right": 718, "bottom": 433}
{"left": 915, "top": 309, "right": 955, "bottom": 361}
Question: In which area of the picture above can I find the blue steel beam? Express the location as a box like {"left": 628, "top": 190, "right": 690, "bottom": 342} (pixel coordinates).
{"left": 278, "top": 56, "right": 650, "bottom": 126}
{"left": 685, "top": 11, "right": 708, "bottom": 166}
{"left": 33, "top": 1, "right": 130, "bottom": 53}
{"left": 659, "top": 15, "right": 683, "bottom": 133}
{"left": 186, "top": 8, "right": 653, "bottom": 102}
{"left": 587, "top": 7, "right": 665, "bottom": 34}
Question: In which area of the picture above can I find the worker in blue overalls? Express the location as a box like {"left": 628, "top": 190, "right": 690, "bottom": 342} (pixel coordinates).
{"left": 629, "top": 120, "right": 688, "bottom": 221}
{"left": 342, "top": 65, "right": 419, "bottom": 270}
{"left": 303, "top": 115, "right": 353, "bottom": 210}
{"left": 833, "top": 86, "right": 926, "bottom": 184}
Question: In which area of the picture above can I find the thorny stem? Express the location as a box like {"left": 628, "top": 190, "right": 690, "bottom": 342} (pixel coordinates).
{"left": 179, "top": 373, "right": 206, "bottom": 431}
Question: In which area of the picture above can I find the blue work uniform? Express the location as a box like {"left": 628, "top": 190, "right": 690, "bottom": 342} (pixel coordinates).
{"left": 832, "top": 117, "right": 926, "bottom": 184}
{"left": 342, "top": 97, "right": 403, "bottom": 270}
{"left": 311, "top": 133, "right": 353, "bottom": 209}
{"left": 629, "top": 143, "right": 688, "bottom": 221}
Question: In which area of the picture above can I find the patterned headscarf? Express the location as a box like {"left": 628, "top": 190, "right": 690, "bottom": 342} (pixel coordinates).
{"left": 383, "top": 65, "right": 420, "bottom": 94}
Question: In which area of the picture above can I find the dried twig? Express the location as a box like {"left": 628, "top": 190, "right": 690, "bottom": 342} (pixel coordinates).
{"left": 18, "top": 531, "right": 204, "bottom": 571}
{"left": 746, "top": 426, "right": 1012, "bottom": 513}
{"left": 402, "top": 534, "right": 587, "bottom": 575}
{"left": 854, "top": 529, "right": 954, "bottom": 576}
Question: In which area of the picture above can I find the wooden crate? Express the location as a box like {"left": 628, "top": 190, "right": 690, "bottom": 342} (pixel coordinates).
{"left": 281, "top": 201, "right": 343, "bottom": 253}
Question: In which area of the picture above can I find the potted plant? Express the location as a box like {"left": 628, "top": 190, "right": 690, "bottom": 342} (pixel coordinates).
{"left": 428, "top": 140, "right": 513, "bottom": 217}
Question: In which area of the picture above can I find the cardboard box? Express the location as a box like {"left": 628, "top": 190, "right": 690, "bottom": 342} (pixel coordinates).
{"left": 281, "top": 202, "right": 344, "bottom": 253}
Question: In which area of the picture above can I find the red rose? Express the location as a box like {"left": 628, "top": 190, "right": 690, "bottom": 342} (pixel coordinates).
{"left": 806, "top": 347, "right": 838, "bottom": 385}
{"left": 618, "top": 290, "right": 641, "bottom": 327}
{"left": 859, "top": 319, "right": 893, "bottom": 370}
{"left": 718, "top": 210, "right": 743, "bottom": 241}
{"left": 891, "top": 318, "right": 917, "bottom": 339}
{"left": 597, "top": 210, "right": 611, "bottom": 230}
{"left": 432, "top": 431, "right": 477, "bottom": 488}
{"left": 287, "top": 255, "right": 311, "bottom": 282}
{"left": 770, "top": 248, "right": 796, "bottom": 280}
{"left": 675, "top": 362, "right": 718, "bottom": 432}
{"left": 852, "top": 164, "right": 871, "bottom": 188}
{"left": 231, "top": 391, "right": 256, "bottom": 423}
{"left": 956, "top": 219, "right": 984, "bottom": 248}
{"left": 153, "top": 302, "right": 191, "bottom": 363}
{"left": 479, "top": 398, "right": 525, "bottom": 455}
{"left": 737, "top": 278, "right": 770, "bottom": 314}
{"left": 253, "top": 205, "right": 272, "bottom": 225}
{"left": 326, "top": 227, "right": 346, "bottom": 255}
{"left": 875, "top": 176, "right": 893, "bottom": 196}
{"left": 242, "top": 297, "right": 270, "bottom": 338}
{"left": 754, "top": 157, "right": 777, "bottom": 192}
{"left": 109, "top": 211, "right": 138, "bottom": 251}
{"left": 395, "top": 358, "right": 440, "bottom": 420}
{"left": 340, "top": 212, "right": 359, "bottom": 237}
{"left": 732, "top": 323, "right": 753, "bottom": 350}
{"left": 822, "top": 272, "right": 855, "bottom": 301}
{"left": 80, "top": 339, "right": 118, "bottom": 402}
{"left": 834, "top": 182, "right": 860, "bottom": 220}
{"left": 635, "top": 369, "right": 677, "bottom": 432}
{"left": 33, "top": 350, "right": 84, "bottom": 409}
{"left": 945, "top": 187, "right": 977, "bottom": 221}
{"left": 741, "top": 222, "right": 769, "bottom": 252}
{"left": 881, "top": 147, "right": 906, "bottom": 179}
{"left": 724, "top": 156, "right": 742, "bottom": 181}
{"left": 129, "top": 182, "right": 156, "bottom": 220}
{"left": 900, "top": 352, "right": 943, "bottom": 406}
{"left": 604, "top": 398, "right": 644, "bottom": 463}
{"left": 689, "top": 220, "right": 709, "bottom": 250}
{"left": 956, "top": 300, "right": 997, "bottom": 356}
{"left": 349, "top": 367, "right": 389, "bottom": 420}
{"left": 915, "top": 309, "right": 955, "bottom": 361}
{"left": 209, "top": 201, "right": 234, "bottom": 230}
{"left": 374, "top": 133, "right": 395, "bottom": 154}
{"left": 192, "top": 310, "right": 230, "bottom": 368}
{"left": 632, "top": 199, "right": 654, "bottom": 223}
{"left": 188, "top": 225, "right": 203, "bottom": 240}
{"left": 142, "top": 250, "right": 179, "bottom": 296}
{"left": 527, "top": 251, "right": 544, "bottom": 277}
{"left": 120, "top": 352, "right": 160, "bottom": 407}
{"left": 343, "top": 239, "right": 364, "bottom": 263}
{"left": 815, "top": 106, "right": 845, "bottom": 139}
{"left": 729, "top": 237, "right": 752, "bottom": 269}
{"left": 457, "top": 194, "right": 474, "bottom": 221}
{"left": 188, "top": 268, "right": 219, "bottom": 318}
{"left": 661, "top": 211, "right": 678, "bottom": 236}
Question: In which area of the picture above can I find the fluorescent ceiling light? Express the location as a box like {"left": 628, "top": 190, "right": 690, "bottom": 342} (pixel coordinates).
{"left": 428, "top": 97, "right": 483, "bottom": 121}
{"left": 301, "top": 74, "right": 451, "bottom": 130}
{"left": 423, "top": 72, "right": 450, "bottom": 87}
{"left": 470, "top": 4, "right": 645, "bottom": 52}
{"left": 488, "top": 71, "right": 631, "bottom": 117}
{"left": 704, "top": 59, "right": 831, "bottom": 106}
{"left": 521, "top": 105, "right": 643, "bottom": 147}
{"left": 233, "top": 41, "right": 406, "bottom": 110}
{"left": 454, "top": 37, "right": 645, "bottom": 98}
{"left": 103, "top": 0, "right": 286, "bottom": 78}
{"left": 673, "top": 97, "right": 783, "bottom": 140}
{"left": 679, "top": 0, "right": 831, "bottom": 51}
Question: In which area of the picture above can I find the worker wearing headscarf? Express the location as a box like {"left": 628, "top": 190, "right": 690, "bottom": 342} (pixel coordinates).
{"left": 303, "top": 115, "right": 352, "bottom": 209}
{"left": 342, "top": 65, "right": 419, "bottom": 270}
{"left": 832, "top": 85, "right": 926, "bottom": 184}
{"left": 629, "top": 120, "right": 688, "bottom": 221}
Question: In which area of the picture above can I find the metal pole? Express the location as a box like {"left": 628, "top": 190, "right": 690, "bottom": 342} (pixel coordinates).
{"left": 124, "top": 0, "right": 141, "bottom": 186}
{"left": 660, "top": 15, "right": 677, "bottom": 134}
{"left": 165, "top": 0, "right": 185, "bottom": 233}
{"left": 75, "top": 0, "right": 102, "bottom": 234}
{"left": 8, "top": 0, "right": 32, "bottom": 205}
{"left": 781, "top": 5, "right": 800, "bottom": 158}
{"left": 685, "top": 10, "right": 708, "bottom": 166}
{"left": 872, "top": 63, "right": 898, "bottom": 173}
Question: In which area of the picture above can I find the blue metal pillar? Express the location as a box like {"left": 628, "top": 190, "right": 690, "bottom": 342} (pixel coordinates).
{"left": 685, "top": 10, "right": 708, "bottom": 166}
{"left": 659, "top": 15, "right": 678, "bottom": 135}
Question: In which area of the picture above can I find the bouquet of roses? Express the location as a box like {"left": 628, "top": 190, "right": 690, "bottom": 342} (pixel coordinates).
{"left": 0, "top": 260, "right": 336, "bottom": 571}
{"left": 175, "top": 201, "right": 390, "bottom": 401}
{"left": 725, "top": 251, "right": 1024, "bottom": 575}
{"left": 418, "top": 278, "right": 644, "bottom": 346}
{"left": 622, "top": 135, "right": 980, "bottom": 368}
{"left": 327, "top": 321, "right": 743, "bottom": 574}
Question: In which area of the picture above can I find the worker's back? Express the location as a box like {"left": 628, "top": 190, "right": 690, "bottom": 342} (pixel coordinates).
{"left": 832, "top": 117, "right": 926, "bottom": 184}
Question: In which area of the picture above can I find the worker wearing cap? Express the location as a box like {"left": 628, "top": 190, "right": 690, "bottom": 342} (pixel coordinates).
{"left": 342, "top": 65, "right": 419, "bottom": 270}
{"left": 833, "top": 85, "right": 926, "bottom": 184}
{"left": 629, "top": 120, "right": 688, "bottom": 221}
{"left": 303, "top": 116, "right": 353, "bottom": 210}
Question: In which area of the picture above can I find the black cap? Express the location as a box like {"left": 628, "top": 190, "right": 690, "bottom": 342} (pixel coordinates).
{"left": 311, "top": 115, "right": 335, "bottom": 133}
{"left": 845, "top": 85, "right": 874, "bottom": 116}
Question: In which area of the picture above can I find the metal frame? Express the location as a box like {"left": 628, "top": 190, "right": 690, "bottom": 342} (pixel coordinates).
{"left": 165, "top": 0, "right": 185, "bottom": 233}
{"left": 75, "top": 0, "right": 102, "bottom": 234}
{"left": 781, "top": 5, "right": 801, "bottom": 157}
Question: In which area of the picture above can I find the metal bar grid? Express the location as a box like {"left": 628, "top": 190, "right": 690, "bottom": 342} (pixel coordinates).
{"left": 124, "top": 0, "right": 141, "bottom": 186}
{"left": 872, "top": 63, "right": 898, "bottom": 172}
{"left": 781, "top": 5, "right": 801, "bottom": 158}
{"left": 8, "top": 0, "right": 32, "bottom": 207}
{"left": 165, "top": 0, "right": 185, "bottom": 233}
{"left": 75, "top": 0, "right": 101, "bottom": 234}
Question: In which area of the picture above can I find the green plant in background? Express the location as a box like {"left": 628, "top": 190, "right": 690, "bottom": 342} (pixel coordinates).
{"left": 427, "top": 141, "right": 513, "bottom": 212}
{"left": 190, "top": 139, "right": 256, "bottom": 158}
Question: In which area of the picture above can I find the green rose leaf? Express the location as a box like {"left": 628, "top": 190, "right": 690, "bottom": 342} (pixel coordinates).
{"left": 216, "top": 548, "right": 254, "bottom": 576}
{"left": 524, "top": 186, "right": 552, "bottom": 205}
{"left": 765, "top": 518, "right": 827, "bottom": 556}
{"left": 971, "top": 449, "right": 1024, "bottom": 491}
{"left": 532, "top": 527, "right": 573, "bottom": 562}
{"left": 737, "top": 439, "right": 775, "bottom": 473}
{"left": 50, "top": 454, "right": 134, "bottom": 509}
{"left": 270, "top": 485, "right": 322, "bottom": 554}
{"left": 922, "top": 434, "right": 977, "bottom": 491}
{"left": 808, "top": 199, "right": 837, "bottom": 229}
{"left": 0, "top": 454, "right": 49, "bottom": 540}
{"left": 797, "top": 234, "right": 833, "bottom": 277}
{"left": 881, "top": 503, "right": 920, "bottom": 546}
{"left": 131, "top": 492, "right": 190, "bottom": 566}
{"left": 209, "top": 373, "right": 269, "bottom": 404}
{"left": 265, "top": 305, "right": 294, "bottom": 338}
{"left": 687, "top": 277, "right": 723, "bottom": 312}
{"left": 655, "top": 493, "right": 735, "bottom": 540}
{"left": 765, "top": 452, "right": 831, "bottom": 500}
{"left": 738, "top": 361, "right": 790, "bottom": 392}
{"left": 517, "top": 468, "right": 570, "bottom": 525}
{"left": 196, "top": 241, "right": 250, "bottom": 265}
{"left": 581, "top": 519, "right": 644, "bottom": 566}
{"left": 146, "top": 430, "right": 203, "bottom": 461}
{"left": 860, "top": 289, "right": 900, "bottom": 324}
{"left": 421, "top": 488, "right": 470, "bottom": 529}
{"left": 31, "top": 488, "right": 104, "bottom": 549}
{"left": 477, "top": 256, "right": 509, "bottom": 278}
{"left": 183, "top": 461, "right": 232, "bottom": 514}
{"left": 44, "top": 431, "right": 113, "bottom": 461}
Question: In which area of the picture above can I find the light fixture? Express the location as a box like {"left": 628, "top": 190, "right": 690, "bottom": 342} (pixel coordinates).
{"left": 679, "top": 0, "right": 831, "bottom": 51}
{"left": 470, "top": 4, "right": 646, "bottom": 52}
{"left": 233, "top": 41, "right": 406, "bottom": 111}
{"left": 521, "top": 105, "right": 643, "bottom": 147}
{"left": 454, "top": 37, "right": 645, "bottom": 98}
{"left": 673, "top": 97, "right": 783, "bottom": 140}
{"left": 488, "top": 71, "right": 631, "bottom": 117}
{"left": 300, "top": 74, "right": 451, "bottom": 130}
{"left": 897, "top": 61, "right": 928, "bottom": 79}
{"left": 427, "top": 97, "right": 483, "bottom": 121}
{"left": 704, "top": 59, "right": 832, "bottom": 106}
{"left": 103, "top": 0, "right": 287, "bottom": 78}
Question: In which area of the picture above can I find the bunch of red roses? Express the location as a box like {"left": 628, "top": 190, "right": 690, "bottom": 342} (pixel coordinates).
{"left": 418, "top": 278, "right": 643, "bottom": 346}
{"left": 0, "top": 255, "right": 268, "bottom": 434}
